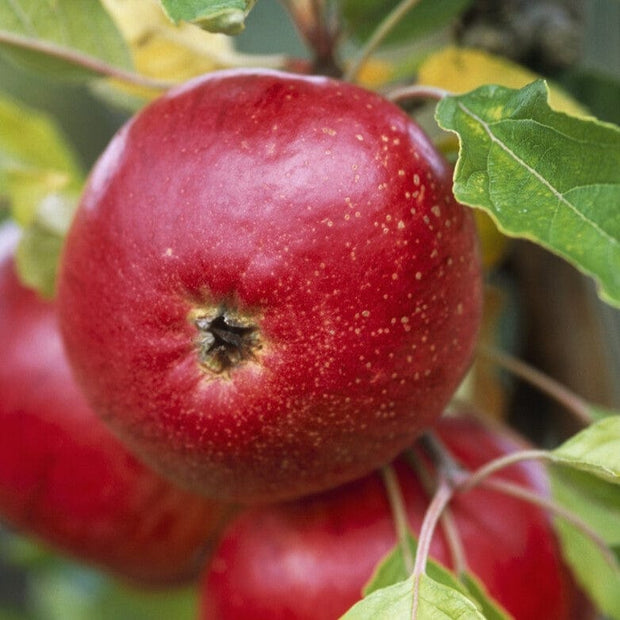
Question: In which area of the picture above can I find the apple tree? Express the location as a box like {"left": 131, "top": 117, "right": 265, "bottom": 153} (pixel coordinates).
{"left": 0, "top": 1, "right": 619, "bottom": 619}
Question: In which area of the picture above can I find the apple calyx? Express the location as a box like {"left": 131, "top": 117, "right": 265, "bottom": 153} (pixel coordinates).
{"left": 194, "top": 309, "right": 261, "bottom": 374}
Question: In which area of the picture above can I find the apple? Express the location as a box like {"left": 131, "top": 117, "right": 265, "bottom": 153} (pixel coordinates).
{"left": 200, "top": 414, "right": 589, "bottom": 620}
{"left": 0, "top": 224, "right": 233, "bottom": 586}
{"left": 57, "top": 68, "right": 483, "bottom": 503}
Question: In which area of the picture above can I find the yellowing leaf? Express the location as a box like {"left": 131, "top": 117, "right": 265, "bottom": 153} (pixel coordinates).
{"left": 356, "top": 58, "right": 396, "bottom": 89}
{"left": 100, "top": 0, "right": 283, "bottom": 101}
{"left": 0, "top": 95, "right": 83, "bottom": 225}
{"left": 474, "top": 209, "right": 510, "bottom": 269}
{"left": 420, "top": 47, "right": 589, "bottom": 274}
{"left": 418, "top": 46, "right": 589, "bottom": 117}
{"left": 102, "top": 0, "right": 232, "bottom": 80}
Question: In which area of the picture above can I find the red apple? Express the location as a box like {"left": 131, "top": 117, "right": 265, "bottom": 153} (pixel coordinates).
{"left": 0, "top": 224, "right": 233, "bottom": 586}
{"left": 201, "top": 415, "right": 588, "bottom": 620}
{"left": 57, "top": 69, "right": 482, "bottom": 503}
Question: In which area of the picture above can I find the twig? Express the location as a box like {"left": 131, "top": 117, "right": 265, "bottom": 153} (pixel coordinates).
{"left": 381, "top": 464, "right": 415, "bottom": 574}
{"left": 457, "top": 449, "right": 550, "bottom": 494}
{"left": 387, "top": 85, "right": 450, "bottom": 103}
{"left": 0, "top": 30, "right": 174, "bottom": 91}
{"left": 345, "top": 0, "right": 422, "bottom": 83}
{"left": 478, "top": 477, "right": 618, "bottom": 570}
{"left": 279, "top": 0, "right": 341, "bottom": 75}
{"left": 405, "top": 439, "right": 469, "bottom": 578}
{"left": 410, "top": 477, "right": 454, "bottom": 619}
{"left": 418, "top": 433, "right": 465, "bottom": 481}
{"left": 477, "top": 343, "right": 593, "bottom": 425}
{"left": 436, "top": 505, "right": 468, "bottom": 577}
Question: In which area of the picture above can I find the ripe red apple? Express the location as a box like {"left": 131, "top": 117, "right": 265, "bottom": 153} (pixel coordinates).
{"left": 57, "top": 69, "right": 482, "bottom": 503}
{"left": 201, "top": 415, "right": 588, "bottom": 620}
{"left": 0, "top": 224, "right": 233, "bottom": 586}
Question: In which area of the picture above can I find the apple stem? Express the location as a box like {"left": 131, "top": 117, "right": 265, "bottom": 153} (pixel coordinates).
{"left": 410, "top": 476, "right": 454, "bottom": 620}
{"left": 477, "top": 343, "right": 594, "bottom": 425}
{"left": 476, "top": 477, "right": 618, "bottom": 570}
{"left": 280, "top": 0, "right": 342, "bottom": 76}
{"left": 345, "top": 0, "right": 423, "bottom": 83}
{"left": 381, "top": 464, "right": 415, "bottom": 574}
{"left": 436, "top": 504, "right": 469, "bottom": 578}
{"left": 457, "top": 449, "right": 550, "bottom": 494}
{"left": 386, "top": 85, "right": 451, "bottom": 104}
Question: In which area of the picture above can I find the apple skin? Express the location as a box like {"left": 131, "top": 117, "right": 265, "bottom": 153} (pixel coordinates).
{"left": 0, "top": 224, "right": 233, "bottom": 586}
{"left": 57, "top": 68, "right": 483, "bottom": 503}
{"left": 201, "top": 415, "right": 588, "bottom": 620}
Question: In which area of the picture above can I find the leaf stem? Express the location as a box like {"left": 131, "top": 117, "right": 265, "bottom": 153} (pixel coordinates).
{"left": 457, "top": 448, "right": 551, "bottom": 494}
{"left": 437, "top": 505, "right": 468, "bottom": 577}
{"left": 417, "top": 436, "right": 471, "bottom": 576}
{"left": 411, "top": 477, "right": 454, "bottom": 620}
{"left": 477, "top": 343, "right": 593, "bottom": 425}
{"left": 0, "top": 30, "right": 174, "bottom": 91}
{"left": 344, "top": 0, "right": 422, "bottom": 83}
{"left": 457, "top": 444, "right": 618, "bottom": 570}
{"left": 386, "top": 84, "right": 451, "bottom": 103}
{"left": 404, "top": 447, "right": 469, "bottom": 578}
{"left": 478, "top": 477, "right": 618, "bottom": 570}
{"left": 381, "top": 464, "right": 415, "bottom": 574}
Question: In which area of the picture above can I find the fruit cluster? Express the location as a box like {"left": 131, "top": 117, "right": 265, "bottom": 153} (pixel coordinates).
{"left": 0, "top": 70, "right": 587, "bottom": 618}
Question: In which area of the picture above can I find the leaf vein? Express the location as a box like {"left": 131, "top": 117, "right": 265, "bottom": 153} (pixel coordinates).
{"left": 457, "top": 101, "right": 619, "bottom": 250}
{"left": 6, "top": 0, "right": 36, "bottom": 35}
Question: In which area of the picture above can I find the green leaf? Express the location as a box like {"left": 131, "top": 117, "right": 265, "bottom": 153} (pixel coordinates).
{"left": 0, "top": 528, "right": 197, "bottom": 620}
{"left": 0, "top": 0, "right": 132, "bottom": 79}
{"left": 589, "top": 403, "right": 620, "bottom": 422}
{"left": 15, "top": 192, "right": 77, "bottom": 298}
{"left": 0, "top": 94, "right": 82, "bottom": 296}
{"left": 364, "top": 534, "right": 509, "bottom": 619}
{"left": 550, "top": 468, "right": 620, "bottom": 618}
{"left": 343, "top": 573, "right": 486, "bottom": 620}
{"left": 159, "top": 0, "right": 256, "bottom": 35}
{"left": 551, "top": 469, "right": 620, "bottom": 550}
{"left": 31, "top": 567, "right": 198, "bottom": 620}
{"left": 0, "top": 94, "right": 83, "bottom": 224}
{"left": 459, "top": 574, "right": 509, "bottom": 620}
{"left": 553, "top": 518, "right": 620, "bottom": 619}
{"left": 551, "top": 416, "right": 620, "bottom": 483}
{"left": 363, "top": 534, "right": 459, "bottom": 596}
{"left": 342, "top": 0, "right": 473, "bottom": 47}
{"left": 436, "top": 80, "right": 620, "bottom": 308}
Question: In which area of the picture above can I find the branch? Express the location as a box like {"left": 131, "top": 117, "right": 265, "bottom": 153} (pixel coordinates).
{"left": 387, "top": 85, "right": 450, "bottom": 103}
{"left": 477, "top": 343, "right": 593, "bottom": 425}
{"left": 381, "top": 464, "right": 415, "bottom": 574}
{"left": 404, "top": 447, "right": 468, "bottom": 578}
{"left": 456, "top": 448, "right": 551, "bottom": 494}
{"left": 345, "top": 0, "right": 422, "bottom": 83}
{"left": 0, "top": 30, "right": 174, "bottom": 91}
{"left": 479, "top": 477, "right": 618, "bottom": 570}
{"left": 411, "top": 477, "right": 453, "bottom": 619}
